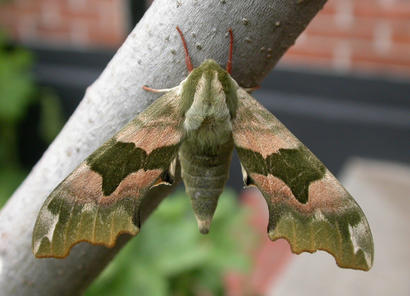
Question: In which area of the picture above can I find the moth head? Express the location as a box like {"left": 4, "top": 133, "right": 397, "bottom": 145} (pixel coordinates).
{"left": 184, "top": 58, "right": 238, "bottom": 91}
{"left": 173, "top": 27, "right": 238, "bottom": 117}
{"left": 179, "top": 59, "right": 239, "bottom": 118}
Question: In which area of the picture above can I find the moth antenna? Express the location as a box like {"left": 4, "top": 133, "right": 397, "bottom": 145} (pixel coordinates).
{"left": 226, "top": 28, "right": 233, "bottom": 74}
{"left": 176, "top": 26, "right": 193, "bottom": 72}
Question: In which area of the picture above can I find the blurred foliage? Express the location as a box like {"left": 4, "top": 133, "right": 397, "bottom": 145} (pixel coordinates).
{"left": 86, "top": 190, "right": 254, "bottom": 296}
{"left": 0, "top": 30, "right": 63, "bottom": 208}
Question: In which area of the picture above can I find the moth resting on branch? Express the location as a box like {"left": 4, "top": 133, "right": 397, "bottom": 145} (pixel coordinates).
{"left": 32, "top": 27, "right": 374, "bottom": 271}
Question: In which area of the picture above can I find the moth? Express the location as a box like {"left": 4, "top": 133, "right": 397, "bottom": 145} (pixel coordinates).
{"left": 33, "top": 27, "right": 374, "bottom": 271}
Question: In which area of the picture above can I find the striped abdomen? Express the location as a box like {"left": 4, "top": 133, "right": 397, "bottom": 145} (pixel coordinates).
{"left": 179, "top": 137, "right": 233, "bottom": 233}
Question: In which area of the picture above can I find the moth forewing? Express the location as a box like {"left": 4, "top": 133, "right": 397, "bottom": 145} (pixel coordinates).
{"left": 231, "top": 91, "right": 374, "bottom": 271}
{"left": 32, "top": 91, "right": 184, "bottom": 258}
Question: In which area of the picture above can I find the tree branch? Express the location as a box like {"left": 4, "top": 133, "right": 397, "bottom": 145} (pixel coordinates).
{"left": 0, "top": 0, "right": 327, "bottom": 295}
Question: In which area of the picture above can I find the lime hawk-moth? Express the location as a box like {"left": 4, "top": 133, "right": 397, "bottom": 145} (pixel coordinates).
{"left": 32, "top": 27, "right": 373, "bottom": 271}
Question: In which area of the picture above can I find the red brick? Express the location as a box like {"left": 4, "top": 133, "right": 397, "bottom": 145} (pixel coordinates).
{"left": 287, "top": 35, "right": 336, "bottom": 59}
{"left": 12, "top": 1, "right": 43, "bottom": 17}
{"left": 1, "top": 0, "right": 410, "bottom": 76}
{"left": 59, "top": 5, "right": 101, "bottom": 21}
{"left": 87, "top": 29, "right": 124, "bottom": 47}
{"left": 305, "top": 14, "right": 375, "bottom": 41}
{"left": 390, "top": 20, "right": 410, "bottom": 45}
{"left": 320, "top": 0, "right": 338, "bottom": 15}
{"left": 0, "top": 5, "right": 20, "bottom": 27}
{"left": 280, "top": 54, "right": 334, "bottom": 72}
{"left": 0, "top": 9, "right": 15, "bottom": 27}
{"left": 36, "top": 21, "right": 70, "bottom": 37}
{"left": 354, "top": 1, "right": 410, "bottom": 20}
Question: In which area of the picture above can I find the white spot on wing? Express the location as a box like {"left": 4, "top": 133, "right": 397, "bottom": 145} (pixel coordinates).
{"left": 33, "top": 206, "right": 60, "bottom": 253}
{"left": 240, "top": 164, "right": 248, "bottom": 184}
{"left": 313, "top": 209, "right": 328, "bottom": 222}
{"left": 45, "top": 213, "right": 60, "bottom": 243}
{"left": 349, "top": 220, "right": 372, "bottom": 267}
{"left": 82, "top": 203, "right": 94, "bottom": 213}
{"left": 175, "top": 83, "right": 183, "bottom": 96}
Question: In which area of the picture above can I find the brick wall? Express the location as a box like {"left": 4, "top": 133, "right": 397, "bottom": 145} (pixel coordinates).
{"left": 0, "top": 0, "right": 127, "bottom": 48}
{"left": 0, "top": 0, "right": 409, "bottom": 77}
{"left": 282, "top": 0, "right": 410, "bottom": 77}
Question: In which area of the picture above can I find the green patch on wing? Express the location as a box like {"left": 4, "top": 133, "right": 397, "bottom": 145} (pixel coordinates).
{"left": 87, "top": 139, "right": 179, "bottom": 196}
{"left": 236, "top": 145, "right": 325, "bottom": 203}
{"left": 32, "top": 189, "right": 139, "bottom": 258}
{"left": 267, "top": 202, "right": 374, "bottom": 271}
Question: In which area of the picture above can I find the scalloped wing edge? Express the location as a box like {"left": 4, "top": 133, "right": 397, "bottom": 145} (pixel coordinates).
{"left": 266, "top": 201, "right": 374, "bottom": 271}
{"left": 32, "top": 191, "right": 141, "bottom": 258}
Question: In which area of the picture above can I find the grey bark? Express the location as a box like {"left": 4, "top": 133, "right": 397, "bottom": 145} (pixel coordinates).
{"left": 0, "top": 0, "right": 327, "bottom": 295}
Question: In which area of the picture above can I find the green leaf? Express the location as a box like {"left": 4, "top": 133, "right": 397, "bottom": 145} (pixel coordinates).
{"left": 0, "top": 42, "right": 35, "bottom": 122}
{"left": 0, "top": 166, "right": 26, "bottom": 208}
{"left": 38, "top": 89, "right": 64, "bottom": 142}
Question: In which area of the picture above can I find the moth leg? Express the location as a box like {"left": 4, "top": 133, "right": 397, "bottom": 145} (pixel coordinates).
{"left": 142, "top": 85, "right": 175, "bottom": 93}
{"left": 151, "top": 157, "right": 178, "bottom": 188}
{"left": 133, "top": 206, "right": 141, "bottom": 228}
{"left": 243, "top": 85, "right": 260, "bottom": 93}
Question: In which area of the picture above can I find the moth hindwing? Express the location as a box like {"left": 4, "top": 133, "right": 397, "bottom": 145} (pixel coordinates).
{"left": 32, "top": 27, "right": 373, "bottom": 271}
